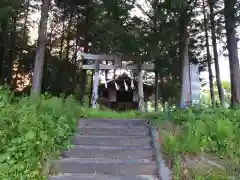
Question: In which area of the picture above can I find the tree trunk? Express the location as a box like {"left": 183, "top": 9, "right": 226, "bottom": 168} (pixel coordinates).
{"left": 59, "top": 4, "right": 66, "bottom": 59}
{"left": 180, "top": 31, "right": 191, "bottom": 108}
{"left": 0, "top": 20, "right": 9, "bottom": 84}
{"left": 20, "top": 0, "right": 30, "bottom": 58}
{"left": 208, "top": 0, "right": 225, "bottom": 107}
{"left": 65, "top": 11, "right": 73, "bottom": 60}
{"left": 152, "top": 0, "right": 159, "bottom": 112}
{"left": 80, "top": 0, "right": 93, "bottom": 104}
{"left": 31, "top": 0, "right": 50, "bottom": 97}
{"left": 203, "top": 0, "right": 216, "bottom": 107}
{"left": 88, "top": 70, "right": 93, "bottom": 107}
{"left": 224, "top": 0, "right": 240, "bottom": 107}
{"left": 154, "top": 71, "right": 159, "bottom": 111}
{"left": 7, "top": 16, "right": 17, "bottom": 86}
{"left": 71, "top": 17, "right": 81, "bottom": 94}
{"left": 159, "top": 73, "right": 164, "bottom": 105}
{"left": 15, "top": 0, "right": 30, "bottom": 89}
{"left": 179, "top": 13, "right": 191, "bottom": 108}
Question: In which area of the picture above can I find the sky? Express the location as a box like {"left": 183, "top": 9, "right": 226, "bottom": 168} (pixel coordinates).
{"left": 30, "top": 1, "right": 240, "bottom": 83}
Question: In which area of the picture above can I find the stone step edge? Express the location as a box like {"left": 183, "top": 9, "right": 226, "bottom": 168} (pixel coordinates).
{"left": 76, "top": 127, "right": 150, "bottom": 136}
{"left": 72, "top": 135, "right": 152, "bottom": 139}
{"left": 78, "top": 118, "right": 147, "bottom": 121}
{"left": 49, "top": 173, "right": 158, "bottom": 180}
{"left": 150, "top": 127, "right": 171, "bottom": 180}
{"left": 64, "top": 145, "right": 153, "bottom": 150}
{"left": 55, "top": 157, "right": 157, "bottom": 164}
{"left": 77, "top": 126, "right": 149, "bottom": 130}
{"left": 78, "top": 119, "right": 149, "bottom": 126}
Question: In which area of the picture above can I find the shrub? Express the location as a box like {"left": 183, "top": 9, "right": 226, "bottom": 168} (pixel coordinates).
{"left": 0, "top": 90, "right": 83, "bottom": 179}
{"left": 0, "top": 88, "right": 141, "bottom": 179}
{"left": 144, "top": 107, "right": 240, "bottom": 178}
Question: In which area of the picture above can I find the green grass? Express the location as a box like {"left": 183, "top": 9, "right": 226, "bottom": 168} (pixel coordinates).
{"left": 3, "top": 86, "right": 240, "bottom": 180}
{"left": 82, "top": 108, "right": 139, "bottom": 119}
{"left": 0, "top": 92, "right": 84, "bottom": 179}
{"left": 0, "top": 88, "right": 141, "bottom": 179}
{"left": 144, "top": 107, "right": 240, "bottom": 179}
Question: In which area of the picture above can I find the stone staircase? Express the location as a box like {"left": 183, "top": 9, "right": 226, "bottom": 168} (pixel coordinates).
{"left": 48, "top": 119, "right": 162, "bottom": 180}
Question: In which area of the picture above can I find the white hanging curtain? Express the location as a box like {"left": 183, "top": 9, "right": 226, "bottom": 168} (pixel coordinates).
{"left": 114, "top": 81, "right": 120, "bottom": 90}
{"left": 124, "top": 80, "right": 128, "bottom": 91}
{"left": 131, "top": 79, "right": 135, "bottom": 89}
{"left": 133, "top": 90, "right": 138, "bottom": 102}
{"left": 104, "top": 78, "right": 108, "bottom": 88}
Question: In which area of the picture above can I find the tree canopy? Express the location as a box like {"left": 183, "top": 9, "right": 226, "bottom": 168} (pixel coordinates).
{"left": 0, "top": 0, "right": 239, "bottom": 106}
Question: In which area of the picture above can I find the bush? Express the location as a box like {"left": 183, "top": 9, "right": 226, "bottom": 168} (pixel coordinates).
{"left": 0, "top": 90, "right": 83, "bottom": 179}
{"left": 0, "top": 88, "right": 141, "bottom": 179}
{"left": 145, "top": 107, "right": 240, "bottom": 178}
{"left": 161, "top": 108, "right": 240, "bottom": 157}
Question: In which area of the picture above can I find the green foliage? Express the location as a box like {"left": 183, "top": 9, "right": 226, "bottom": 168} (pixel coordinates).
{"left": 145, "top": 107, "right": 240, "bottom": 178}
{"left": 149, "top": 108, "right": 240, "bottom": 157}
{"left": 0, "top": 89, "right": 83, "bottom": 179}
{"left": 0, "top": 88, "right": 140, "bottom": 179}
{"left": 82, "top": 108, "right": 138, "bottom": 119}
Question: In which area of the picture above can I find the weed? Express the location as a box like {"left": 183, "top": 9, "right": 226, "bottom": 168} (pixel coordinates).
{"left": 145, "top": 108, "right": 240, "bottom": 179}
{"left": 0, "top": 92, "right": 84, "bottom": 179}
{"left": 0, "top": 89, "right": 140, "bottom": 179}
{"left": 82, "top": 108, "right": 138, "bottom": 119}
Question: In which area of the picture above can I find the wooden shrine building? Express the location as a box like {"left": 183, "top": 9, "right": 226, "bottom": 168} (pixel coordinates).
{"left": 80, "top": 52, "right": 155, "bottom": 112}
{"left": 98, "top": 73, "right": 154, "bottom": 111}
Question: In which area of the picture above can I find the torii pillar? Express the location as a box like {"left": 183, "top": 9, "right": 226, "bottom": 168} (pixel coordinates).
{"left": 137, "top": 60, "right": 145, "bottom": 112}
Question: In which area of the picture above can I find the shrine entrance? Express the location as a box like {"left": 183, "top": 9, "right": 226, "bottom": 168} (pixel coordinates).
{"left": 80, "top": 53, "right": 155, "bottom": 112}
{"left": 98, "top": 73, "right": 154, "bottom": 111}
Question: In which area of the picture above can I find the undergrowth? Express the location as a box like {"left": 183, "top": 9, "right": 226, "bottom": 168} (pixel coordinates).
{"left": 3, "top": 86, "right": 239, "bottom": 180}
{"left": 0, "top": 90, "right": 84, "bottom": 179}
{"left": 144, "top": 107, "right": 240, "bottom": 179}
{"left": 0, "top": 88, "right": 140, "bottom": 179}
{"left": 82, "top": 108, "right": 138, "bottom": 119}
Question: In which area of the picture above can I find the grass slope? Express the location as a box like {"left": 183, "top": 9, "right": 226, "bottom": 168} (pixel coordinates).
{"left": 0, "top": 89, "right": 140, "bottom": 179}
{"left": 143, "top": 108, "right": 240, "bottom": 179}
{"left": 1, "top": 88, "right": 240, "bottom": 179}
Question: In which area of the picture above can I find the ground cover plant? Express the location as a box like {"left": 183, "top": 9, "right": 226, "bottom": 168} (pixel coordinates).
{"left": 0, "top": 90, "right": 84, "bottom": 179}
{"left": 82, "top": 107, "right": 138, "bottom": 119}
{"left": 0, "top": 88, "right": 140, "bottom": 179}
{"left": 2, "top": 85, "right": 240, "bottom": 180}
{"left": 144, "top": 107, "right": 240, "bottom": 179}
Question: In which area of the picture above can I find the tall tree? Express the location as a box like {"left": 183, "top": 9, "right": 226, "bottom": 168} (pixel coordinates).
{"left": 224, "top": 0, "right": 240, "bottom": 107}
{"left": 203, "top": 0, "right": 216, "bottom": 106}
{"left": 79, "top": 0, "right": 93, "bottom": 105}
{"left": 31, "top": 0, "right": 51, "bottom": 97}
{"left": 179, "top": 1, "right": 191, "bottom": 108}
{"left": 7, "top": 16, "right": 17, "bottom": 86}
{"left": 208, "top": 0, "right": 225, "bottom": 107}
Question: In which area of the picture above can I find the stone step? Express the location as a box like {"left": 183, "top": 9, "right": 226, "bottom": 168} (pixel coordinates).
{"left": 71, "top": 135, "right": 152, "bottom": 147}
{"left": 65, "top": 145, "right": 153, "bottom": 150}
{"left": 78, "top": 119, "right": 148, "bottom": 128}
{"left": 49, "top": 173, "right": 158, "bottom": 180}
{"left": 62, "top": 145, "right": 153, "bottom": 160}
{"left": 52, "top": 158, "right": 157, "bottom": 175}
{"left": 77, "top": 127, "right": 149, "bottom": 136}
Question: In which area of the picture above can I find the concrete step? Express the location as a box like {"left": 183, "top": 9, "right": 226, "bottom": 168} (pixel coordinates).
{"left": 52, "top": 158, "right": 157, "bottom": 175}
{"left": 64, "top": 145, "right": 152, "bottom": 150}
{"left": 77, "top": 127, "right": 149, "bottom": 136}
{"left": 71, "top": 135, "right": 152, "bottom": 147}
{"left": 78, "top": 119, "right": 148, "bottom": 129}
{"left": 49, "top": 173, "right": 158, "bottom": 180}
{"left": 62, "top": 145, "right": 153, "bottom": 160}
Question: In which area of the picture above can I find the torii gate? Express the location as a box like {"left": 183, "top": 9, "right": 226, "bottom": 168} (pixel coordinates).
{"left": 80, "top": 53, "right": 155, "bottom": 112}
